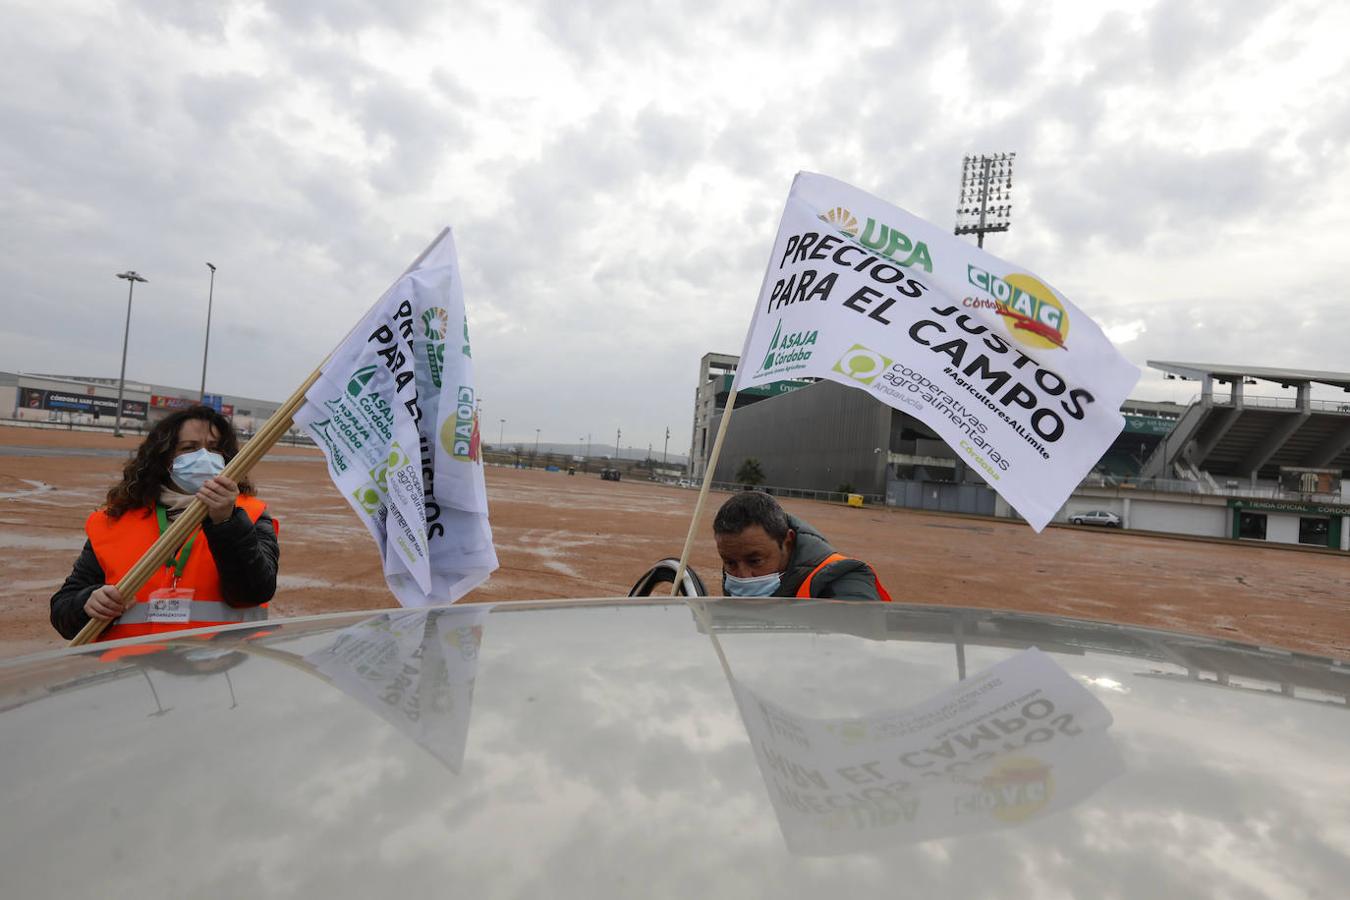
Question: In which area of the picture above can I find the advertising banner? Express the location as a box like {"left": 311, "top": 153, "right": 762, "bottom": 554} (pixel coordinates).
{"left": 736, "top": 173, "right": 1141, "bottom": 530}
{"left": 20, "top": 387, "right": 147, "bottom": 420}
{"left": 295, "top": 229, "right": 499, "bottom": 606}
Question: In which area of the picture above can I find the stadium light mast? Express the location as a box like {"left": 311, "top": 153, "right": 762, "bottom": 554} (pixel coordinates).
{"left": 663, "top": 426, "right": 669, "bottom": 465}
{"left": 954, "top": 153, "right": 1016, "bottom": 248}
{"left": 499, "top": 418, "right": 505, "bottom": 446}
{"left": 199, "top": 262, "right": 216, "bottom": 400}
{"left": 113, "top": 270, "right": 148, "bottom": 438}
{"left": 615, "top": 427, "right": 621, "bottom": 461}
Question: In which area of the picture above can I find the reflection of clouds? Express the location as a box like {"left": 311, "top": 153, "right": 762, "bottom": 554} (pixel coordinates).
{"left": 0, "top": 603, "right": 1348, "bottom": 897}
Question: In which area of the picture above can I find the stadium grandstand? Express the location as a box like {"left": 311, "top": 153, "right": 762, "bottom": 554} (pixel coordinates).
{"left": 690, "top": 355, "right": 1350, "bottom": 551}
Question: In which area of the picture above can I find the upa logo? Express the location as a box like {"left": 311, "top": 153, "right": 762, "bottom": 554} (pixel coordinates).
{"left": 439, "top": 386, "right": 481, "bottom": 462}
{"left": 833, "top": 344, "right": 893, "bottom": 385}
{"left": 821, "top": 206, "right": 859, "bottom": 236}
{"left": 968, "top": 265, "right": 1069, "bottom": 350}
{"left": 421, "top": 307, "right": 449, "bottom": 341}
{"left": 757, "top": 321, "right": 818, "bottom": 376}
{"left": 819, "top": 206, "right": 934, "bottom": 272}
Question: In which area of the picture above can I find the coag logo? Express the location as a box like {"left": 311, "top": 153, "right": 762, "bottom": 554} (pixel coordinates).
{"left": 968, "top": 265, "right": 1069, "bottom": 350}
{"left": 421, "top": 307, "right": 449, "bottom": 341}
{"left": 439, "top": 386, "right": 480, "bottom": 462}
{"left": 833, "top": 344, "right": 892, "bottom": 385}
{"left": 819, "top": 207, "right": 934, "bottom": 272}
{"left": 977, "top": 757, "right": 1053, "bottom": 823}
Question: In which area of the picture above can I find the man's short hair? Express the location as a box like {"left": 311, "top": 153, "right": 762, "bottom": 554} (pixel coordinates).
{"left": 713, "top": 491, "right": 790, "bottom": 544}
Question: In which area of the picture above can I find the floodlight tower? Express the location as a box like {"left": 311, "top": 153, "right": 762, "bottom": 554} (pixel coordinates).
{"left": 954, "top": 153, "right": 1016, "bottom": 248}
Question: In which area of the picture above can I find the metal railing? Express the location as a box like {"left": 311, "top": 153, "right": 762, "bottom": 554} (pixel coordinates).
{"left": 1080, "top": 472, "right": 1346, "bottom": 506}
{"left": 695, "top": 481, "right": 885, "bottom": 505}
{"left": 1203, "top": 394, "right": 1350, "bottom": 413}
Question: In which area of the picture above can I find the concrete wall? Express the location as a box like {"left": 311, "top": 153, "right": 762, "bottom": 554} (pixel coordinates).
{"left": 712, "top": 381, "right": 891, "bottom": 494}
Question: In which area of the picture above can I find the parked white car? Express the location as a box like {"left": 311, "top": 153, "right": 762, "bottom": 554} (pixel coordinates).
{"left": 1071, "top": 509, "right": 1122, "bottom": 527}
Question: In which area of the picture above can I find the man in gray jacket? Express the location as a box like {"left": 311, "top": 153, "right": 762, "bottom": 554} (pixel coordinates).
{"left": 712, "top": 491, "right": 890, "bottom": 600}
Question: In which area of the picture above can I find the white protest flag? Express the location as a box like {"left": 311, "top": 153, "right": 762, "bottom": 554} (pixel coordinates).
{"left": 295, "top": 229, "right": 498, "bottom": 606}
{"left": 736, "top": 173, "right": 1141, "bottom": 531}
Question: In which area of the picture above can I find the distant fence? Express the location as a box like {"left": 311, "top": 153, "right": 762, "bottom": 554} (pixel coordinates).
{"left": 696, "top": 481, "right": 885, "bottom": 506}
{"left": 0, "top": 416, "right": 316, "bottom": 447}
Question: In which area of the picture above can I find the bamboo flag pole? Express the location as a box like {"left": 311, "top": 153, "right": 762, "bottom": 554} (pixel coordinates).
{"left": 69, "top": 230, "right": 450, "bottom": 647}
{"left": 669, "top": 384, "right": 741, "bottom": 597}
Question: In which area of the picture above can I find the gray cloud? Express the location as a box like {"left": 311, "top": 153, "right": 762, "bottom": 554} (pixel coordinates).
{"left": 2, "top": 0, "right": 1347, "bottom": 451}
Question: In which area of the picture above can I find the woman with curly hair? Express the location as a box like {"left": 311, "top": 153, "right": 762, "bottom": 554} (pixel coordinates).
{"left": 51, "top": 406, "right": 279, "bottom": 641}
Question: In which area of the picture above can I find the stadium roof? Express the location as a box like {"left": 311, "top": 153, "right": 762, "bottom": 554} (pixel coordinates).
{"left": 1148, "top": 361, "right": 1350, "bottom": 392}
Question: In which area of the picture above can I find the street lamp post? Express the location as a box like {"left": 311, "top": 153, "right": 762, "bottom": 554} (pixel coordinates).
{"left": 534, "top": 428, "right": 540, "bottom": 467}
{"left": 499, "top": 418, "right": 505, "bottom": 447}
{"left": 663, "top": 426, "right": 669, "bottom": 465}
{"left": 114, "top": 270, "right": 147, "bottom": 437}
{"left": 615, "top": 427, "right": 621, "bottom": 461}
{"left": 199, "top": 262, "right": 216, "bottom": 400}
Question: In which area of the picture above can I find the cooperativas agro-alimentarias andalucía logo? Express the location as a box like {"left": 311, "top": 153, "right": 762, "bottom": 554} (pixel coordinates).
{"left": 832, "top": 344, "right": 893, "bottom": 385}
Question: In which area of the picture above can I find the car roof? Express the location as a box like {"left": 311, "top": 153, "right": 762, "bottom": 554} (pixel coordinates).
{"left": 2, "top": 598, "right": 1348, "bottom": 896}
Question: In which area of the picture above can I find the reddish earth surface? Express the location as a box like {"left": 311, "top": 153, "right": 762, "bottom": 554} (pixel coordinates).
{"left": 2, "top": 424, "right": 1347, "bottom": 659}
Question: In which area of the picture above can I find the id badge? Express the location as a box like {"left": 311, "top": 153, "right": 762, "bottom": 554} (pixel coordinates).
{"left": 147, "top": 588, "right": 195, "bottom": 624}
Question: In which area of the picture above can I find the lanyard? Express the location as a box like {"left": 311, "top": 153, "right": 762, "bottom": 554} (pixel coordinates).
{"left": 155, "top": 505, "right": 199, "bottom": 586}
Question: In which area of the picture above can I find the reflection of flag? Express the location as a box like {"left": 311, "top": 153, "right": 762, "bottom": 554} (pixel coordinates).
{"left": 296, "top": 229, "right": 499, "bottom": 606}
{"left": 731, "top": 648, "right": 1123, "bottom": 855}
{"left": 303, "top": 606, "right": 490, "bottom": 772}
{"left": 736, "top": 173, "right": 1141, "bottom": 531}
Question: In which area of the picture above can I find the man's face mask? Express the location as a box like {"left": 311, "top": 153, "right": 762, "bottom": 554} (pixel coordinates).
{"left": 171, "top": 448, "right": 226, "bottom": 495}
{"left": 723, "top": 571, "right": 783, "bottom": 597}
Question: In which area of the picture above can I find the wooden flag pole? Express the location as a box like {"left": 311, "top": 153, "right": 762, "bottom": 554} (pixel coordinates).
{"left": 69, "top": 230, "right": 451, "bottom": 648}
{"left": 669, "top": 385, "right": 741, "bottom": 597}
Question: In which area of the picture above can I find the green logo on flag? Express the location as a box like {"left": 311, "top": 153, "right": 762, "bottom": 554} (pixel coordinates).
{"left": 462, "top": 316, "right": 472, "bottom": 358}
{"left": 757, "top": 321, "right": 817, "bottom": 376}
{"left": 422, "top": 307, "right": 449, "bottom": 340}
{"left": 352, "top": 484, "right": 382, "bottom": 514}
{"left": 833, "top": 344, "right": 892, "bottom": 385}
{"left": 347, "top": 366, "right": 377, "bottom": 398}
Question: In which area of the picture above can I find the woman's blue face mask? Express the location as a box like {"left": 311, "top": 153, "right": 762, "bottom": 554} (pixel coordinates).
{"left": 170, "top": 448, "right": 225, "bottom": 494}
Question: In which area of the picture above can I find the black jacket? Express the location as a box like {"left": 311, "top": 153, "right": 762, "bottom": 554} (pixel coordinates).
{"left": 722, "top": 514, "right": 884, "bottom": 601}
{"left": 50, "top": 506, "right": 279, "bottom": 640}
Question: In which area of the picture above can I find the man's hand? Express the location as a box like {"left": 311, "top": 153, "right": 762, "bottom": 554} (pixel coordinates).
{"left": 85, "top": 585, "right": 127, "bottom": 621}
{"left": 197, "top": 475, "right": 239, "bottom": 524}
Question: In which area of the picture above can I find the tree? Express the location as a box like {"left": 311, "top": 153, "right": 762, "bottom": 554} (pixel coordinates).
{"left": 736, "top": 458, "right": 766, "bottom": 487}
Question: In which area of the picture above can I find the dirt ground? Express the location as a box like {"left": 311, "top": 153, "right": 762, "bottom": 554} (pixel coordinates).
{"left": 2, "top": 424, "right": 1347, "bottom": 660}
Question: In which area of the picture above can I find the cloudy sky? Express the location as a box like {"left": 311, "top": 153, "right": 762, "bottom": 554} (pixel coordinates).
{"left": 3, "top": 0, "right": 1348, "bottom": 456}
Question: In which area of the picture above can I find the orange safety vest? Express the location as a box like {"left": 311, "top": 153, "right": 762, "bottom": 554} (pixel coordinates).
{"left": 795, "top": 553, "right": 893, "bottom": 601}
{"left": 87, "top": 495, "right": 273, "bottom": 641}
